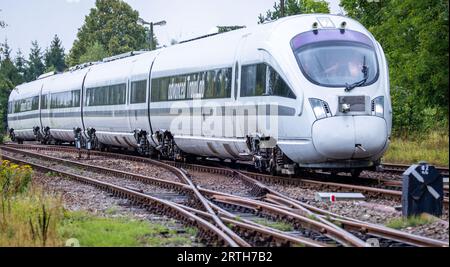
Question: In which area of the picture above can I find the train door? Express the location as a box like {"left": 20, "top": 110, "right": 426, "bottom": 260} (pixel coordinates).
{"left": 231, "top": 34, "right": 251, "bottom": 157}
{"left": 126, "top": 59, "right": 137, "bottom": 134}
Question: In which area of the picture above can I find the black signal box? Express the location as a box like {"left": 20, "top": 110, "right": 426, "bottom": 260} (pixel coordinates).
{"left": 402, "top": 163, "right": 443, "bottom": 217}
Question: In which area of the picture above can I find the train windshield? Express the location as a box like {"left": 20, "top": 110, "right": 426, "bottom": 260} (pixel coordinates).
{"left": 294, "top": 41, "right": 378, "bottom": 87}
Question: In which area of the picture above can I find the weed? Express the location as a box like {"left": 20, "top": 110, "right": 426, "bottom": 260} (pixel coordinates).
{"left": 386, "top": 214, "right": 435, "bottom": 229}
{"left": 252, "top": 218, "right": 293, "bottom": 232}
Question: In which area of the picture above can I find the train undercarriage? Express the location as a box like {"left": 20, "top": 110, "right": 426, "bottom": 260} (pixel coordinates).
{"left": 14, "top": 127, "right": 371, "bottom": 178}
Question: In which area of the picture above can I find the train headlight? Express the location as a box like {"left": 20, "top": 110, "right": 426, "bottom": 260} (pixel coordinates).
{"left": 371, "top": 96, "right": 384, "bottom": 117}
{"left": 309, "top": 98, "right": 332, "bottom": 120}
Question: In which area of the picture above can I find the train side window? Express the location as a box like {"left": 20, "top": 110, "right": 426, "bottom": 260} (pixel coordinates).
{"left": 32, "top": 96, "right": 39, "bottom": 110}
{"left": 72, "top": 90, "right": 81, "bottom": 107}
{"left": 204, "top": 68, "right": 232, "bottom": 99}
{"left": 130, "top": 80, "right": 147, "bottom": 104}
{"left": 151, "top": 78, "right": 169, "bottom": 102}
{"left": 240, "top": 63, "right": 296, "bottom": 99}
{"left": 14, "top": 101, "right": 20, "bottom": 113}
{"left": 41, "top": 94, "right": 48, "bottom": 109}
{"left": 7, "top": 101, "right": 12, "bottom": 114}
{"left": 234, "top": 63, "right": 239, "bottom": 100}
{"left": 86, "top": 84, "right": 126, "bottom": 106}
{"left": 240, "top": 64, "right": 264, "bottom": 97}
{"left": 267, "top": 66, "right": 296, "bottom": 99}
{"left": 204, "top": 70, "right": 216, "bottom": 99}
{"left": 50, "top": 90, "right": 80, "bottom": 109}
{"left": 151, "top": 67, "right": 232, "bottom": 102}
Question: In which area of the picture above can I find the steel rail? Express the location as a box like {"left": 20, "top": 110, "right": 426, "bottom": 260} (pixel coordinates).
{"left": 231, "top": 171, "right": 449, "bottom": 247}
{"left": 0, "top": 146, "right": 327, "bottom": 247}
{"left": 382, "top": 163, "right": 449, "bottom": 176}
{"left": 0, "top": 153, "right": 237, "bottom": 247}
{"left": 0, "top": 145, "right": 366, "bottom": 246}
{"left": 2, "top": 144, "right": 447, "bottom": 246}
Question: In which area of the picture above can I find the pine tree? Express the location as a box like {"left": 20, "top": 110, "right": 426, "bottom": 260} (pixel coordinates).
{"left": 0, "top": 37, "right": 11, "bottom": 61}
{"left": 0, "top": 39, "right": 20, "bottom": 85}
{"left": 14, "top": 49, "right": 26, "bottom": 83}
{"left": 24, "top": 40, "right": 45, "bottom": 82}
{"left": 0, "top": 40, "right": 20, "bottom": 133}
{"left": 44, "top": 34, "right": 66, "bottom": 72}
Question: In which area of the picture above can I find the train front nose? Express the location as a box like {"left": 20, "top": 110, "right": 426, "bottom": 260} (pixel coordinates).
{"left": 312, "top": 116, "right": 387, "bottom": 159}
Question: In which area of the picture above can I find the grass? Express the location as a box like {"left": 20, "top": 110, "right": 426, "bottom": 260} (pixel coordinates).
{"left": 252, "top": 218, "right": 293, "bottom": 232}
{"left": 383, "top": 131, "right": 449, "bottom": 167}
{"left": 385, "top": 214, "right": 436, "bottom": 230}
{"left": 0, "top": 188, "right": 64, "bottom": 246}
{"left": 59, "top": 211, "right": 196, "bottom": 247}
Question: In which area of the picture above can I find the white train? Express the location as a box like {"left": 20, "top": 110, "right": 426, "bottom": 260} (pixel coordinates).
{"left": 7, "top": 14, "right": 392, "bottom": 176}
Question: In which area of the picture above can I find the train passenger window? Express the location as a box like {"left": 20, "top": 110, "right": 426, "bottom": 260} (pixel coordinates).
{"left": 204, "top": 68, "right": 231, "bottom": 99}
{"left": 7, "top": 102, "right": 12, "bottom": 114}
{"left": 31, "top": 96, "right": 39, "bottom": 110}
{"left": 86, "top": 84, "right": 126, "bottom": 106}
{"left": 109, "top": 84, "right": 126, "bottom": 105}
{"left": 50, "top": 90, "right": 80, "bottom": 109}
{"left": 234, "top": 63, "right": 239, "bottom": 100}
{"left": 41, "top": 94, "right": 48, "bottom": 109}
{"left": 151, "top": 78, "right": 168, "bottom": 102}
{"left": 240, "top": 63, "right": 296, "bottom": 99}
{"left": 240, "top": 64, "right": 265, "bottom": 97}
{"left": 130, "top": 80, "right": 147, "bottom": 104}
{"left": 11, "top": 96, "right": 39, "bottom": 113}
{"left": 151, "top": 67, "right": 232, "bottom": 102}
{"left": 14, "top": 101, "right": 20, "bottom": 113}
{"left": 204, "top": 70, "right": 217, "bottom": 99}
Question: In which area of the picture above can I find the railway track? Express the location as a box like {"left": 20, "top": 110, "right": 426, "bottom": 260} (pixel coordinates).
{"left": 381, "top": 163, "right": 449, "bottom": 177}
{"left": 1, "top": 144, "right": 447, "bottom": 247}
{"left": 6, "top": 142, "right": 446, "bottom": 205}
{"left": 0, "top": 146, "right": 334, "bottom": 247}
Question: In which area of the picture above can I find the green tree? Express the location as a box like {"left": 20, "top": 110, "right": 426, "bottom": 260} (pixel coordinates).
{"left": 78, "top": 41, "right": 108, "bottom": 63}
{"left": 68, "top": 0, "right": 150, "bottom": 66}
{"left": 340, "top": 0, "right": 449, "bottom": 134}
{"left": 1, "top": 39, "right": 21, "bottom": 85}
{"left": 24, "top": 41, "right": 45, "bottom": 82}
{"left": 258, "top": 0, "right": 330, "bottom": 23}
{"left": 0, "top": 40, "right": 19, "bottom": 133}
{"left": 44, "top": 34, "right": 66, "bottom": 72}
{"left": 15, "top": 49, "right": 26, "bottom": 83}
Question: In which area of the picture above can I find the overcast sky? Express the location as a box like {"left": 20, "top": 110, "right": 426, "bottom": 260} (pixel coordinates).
{"left": 0, "top": 0, "right": 341, "bottom": 57}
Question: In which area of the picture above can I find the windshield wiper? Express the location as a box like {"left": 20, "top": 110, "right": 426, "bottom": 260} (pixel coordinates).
{"left": 345, "top": 56, "right": 369, "bottom": 92}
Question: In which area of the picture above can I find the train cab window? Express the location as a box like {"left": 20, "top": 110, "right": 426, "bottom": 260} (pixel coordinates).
{"left": 240, "top": 63, "right": 296, "bottom": 99}
{"left": 130, "top": 80, "right": 147, "bottom": 104}
{"left": 50, "top": 90, "right": 80, "bottom": 109}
